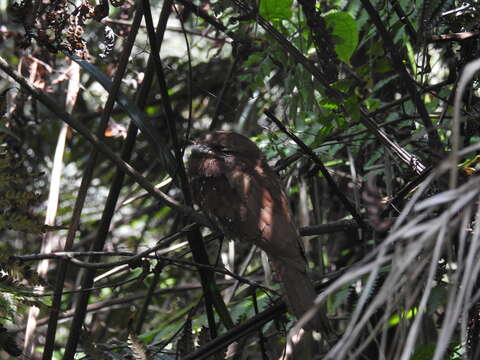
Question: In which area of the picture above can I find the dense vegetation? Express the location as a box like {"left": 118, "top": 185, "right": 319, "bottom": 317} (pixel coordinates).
{"left": 1, "top": 0, "right": 480, "bottom": 359}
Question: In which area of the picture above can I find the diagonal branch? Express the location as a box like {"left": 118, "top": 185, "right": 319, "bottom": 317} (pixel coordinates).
{"left": 227, "top": 0, "right": 427, "bottom": 175}
{"left": 142, "top": 0, "right": 234, "bottom": 332}
{"left": 264, "top": 109, "right": 368, "bottom": 231}
{"left": 0, "top": 54, "right": 203, "bottom": 223}
{"left": 60, "top": 5, "right": 147, "bottom": 359}
{"left": 360, "top": 0, "right": 444, "bottom": 159}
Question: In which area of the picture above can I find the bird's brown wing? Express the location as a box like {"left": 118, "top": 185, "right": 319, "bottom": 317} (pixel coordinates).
{"left": 224, "top": 164, "right": 326, "bottom": 331}
{"left": 223, "top": 165, "right": 307, "bottom": 272}
{"left": 191, "top": 164, "right": 305, "bottom": 270}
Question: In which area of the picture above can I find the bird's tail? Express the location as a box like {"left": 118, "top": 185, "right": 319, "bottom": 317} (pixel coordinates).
{"left": 272, "top": 258, "right": 331, "bottom": 334}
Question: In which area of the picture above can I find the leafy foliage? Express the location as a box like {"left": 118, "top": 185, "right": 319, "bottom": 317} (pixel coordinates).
{"left": 0, "top": 132, "right": 44, "bottom": 233}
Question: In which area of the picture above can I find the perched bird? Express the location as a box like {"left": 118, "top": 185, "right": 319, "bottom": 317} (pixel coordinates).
{"left": 188, "top": 131, "right": 327, "bottom": 331}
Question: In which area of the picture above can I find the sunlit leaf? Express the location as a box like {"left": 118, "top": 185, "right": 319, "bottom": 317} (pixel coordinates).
{"left": 259, "top": 0, "right": 293, "bottom": 21}
{"left": 324, "top": 12, "right": 359, "bottom": 63}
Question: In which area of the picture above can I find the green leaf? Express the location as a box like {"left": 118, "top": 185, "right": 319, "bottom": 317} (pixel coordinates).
{"left": 411, "top": 344, "right": 435, "bottom": 360}
{"left": 344, "top": 95, "right": 361, "bottom": 123}
{"left": 259, "top": 0, "right": 292, "bottom": 21}
{"left": 324, "top": 12, "right": 359, "bottom": 63}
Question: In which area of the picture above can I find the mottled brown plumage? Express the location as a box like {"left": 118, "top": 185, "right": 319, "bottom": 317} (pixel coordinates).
{"left": 188, "top": 131, "right": 327, "bottom": 331}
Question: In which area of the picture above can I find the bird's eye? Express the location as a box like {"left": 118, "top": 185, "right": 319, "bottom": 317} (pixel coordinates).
{"left": 212, "top": 145, "right": 233, "bottom": 154}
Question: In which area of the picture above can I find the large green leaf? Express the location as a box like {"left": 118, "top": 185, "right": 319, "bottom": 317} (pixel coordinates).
{"left": 324, "top": 11, "right": 359, "bottom": 63}
{"left": 259, "top": 0, "right": 293, "bottom": 21}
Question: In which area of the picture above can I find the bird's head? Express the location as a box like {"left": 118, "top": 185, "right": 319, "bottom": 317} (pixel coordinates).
{"left": 188, "top": 131, "right": 264, "bottom": 177}
{"left": 191, "top": 131, "right": 262, "bottom": 160}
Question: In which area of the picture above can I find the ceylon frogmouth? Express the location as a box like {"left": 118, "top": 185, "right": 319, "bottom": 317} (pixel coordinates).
{"left": 188, "top": 131, "right": 327, "bottom": 331}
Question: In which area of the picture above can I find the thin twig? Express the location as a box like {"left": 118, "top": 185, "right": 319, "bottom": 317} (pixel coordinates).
{"left": 264, "top": 109, "right": 368, "bottom": 231}
{"left": 0, "top": 55, "right": 203, "bottom": 222}
{"left": 360, "top": 0, "right": 444, "bottom": 159}
{"left": 143, "top": 0, "right": 234, "bottom": 332}
{"left": 45, "top": 8, "right": 143, "bottom": 359}
{"left": 229, "top": 0, "right": 426, "bottom": 175}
